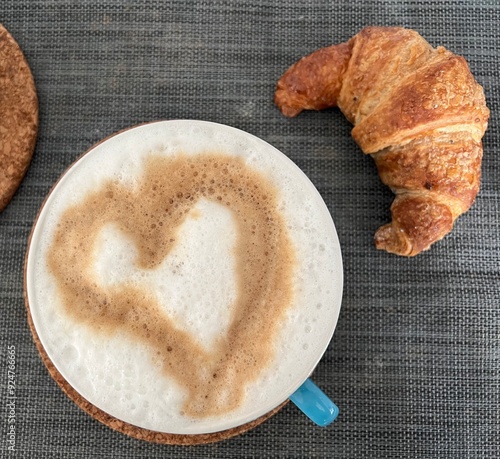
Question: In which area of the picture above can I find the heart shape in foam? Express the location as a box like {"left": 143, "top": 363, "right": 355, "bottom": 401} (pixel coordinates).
{"left": 46, "top": 152, "right": 296, "bottom": 418}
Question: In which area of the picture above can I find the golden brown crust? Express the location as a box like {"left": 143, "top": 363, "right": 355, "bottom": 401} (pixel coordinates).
{"left": 274, "top": 26, "right": 490, "bottom": 256}
{"left": 374, "top": 194, "right": 454, "bottom": 257}
{"left": 338, "top": 27, "right": 435, "bottom": 125}
{"left": 352, "top": 52, "right": 489, "bottom": 153}
{"left": 372, "top": 132, "right": 483, "bottom": 217}
{"left": 274, "top": 42, "right": 352, "bottom": 117}
{"left": 0, "top": 24, "right": 38, "bottom": 212}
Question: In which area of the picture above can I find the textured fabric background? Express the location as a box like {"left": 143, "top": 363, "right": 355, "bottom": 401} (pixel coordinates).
{"left": 1, "top": 1, "right": 499, "bottom": 458}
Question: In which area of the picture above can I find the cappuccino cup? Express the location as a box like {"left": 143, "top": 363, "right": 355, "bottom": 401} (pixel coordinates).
{"left": 24, "top": 120, "right": 343, "bottom": 444}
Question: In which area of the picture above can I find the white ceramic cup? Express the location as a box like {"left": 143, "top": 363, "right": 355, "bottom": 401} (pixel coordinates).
{"left": 24, "top": 120, "right": 343, "bottom": 443}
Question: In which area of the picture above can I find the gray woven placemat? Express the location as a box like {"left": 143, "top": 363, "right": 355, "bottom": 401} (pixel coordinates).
{"left": 1, "top": 1, "right": 499, "bottom": 458}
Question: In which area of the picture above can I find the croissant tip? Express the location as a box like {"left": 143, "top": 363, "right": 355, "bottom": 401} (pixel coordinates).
{"left": 274, "top": 92, "right": 302, "bottom": 117}
{"left": 374, "top": 224, "right": 416, "bottom": 257}
{"left": 280, "top": 106, "right": 303, "bottom": 117}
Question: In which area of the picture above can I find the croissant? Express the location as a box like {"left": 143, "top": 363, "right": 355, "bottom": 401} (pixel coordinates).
{"left": 275, "top": 26, "right": 489, "bottom": 256}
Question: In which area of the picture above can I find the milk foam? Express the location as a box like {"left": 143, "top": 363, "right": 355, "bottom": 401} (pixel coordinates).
{"left": 93, "top": 199, "right": 237, "bottom": 350}
{"left": 26, "top": 120, "right": 343, "bottom": 434}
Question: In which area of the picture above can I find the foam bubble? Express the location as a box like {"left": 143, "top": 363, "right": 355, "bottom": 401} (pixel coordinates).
{"left": 60, "top": 345, "right": 79, "bottom": 362}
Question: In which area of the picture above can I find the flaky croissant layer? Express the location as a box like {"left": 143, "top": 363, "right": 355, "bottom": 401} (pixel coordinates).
{"left": 275, "top": 26, "right": 489, "bottom": 256}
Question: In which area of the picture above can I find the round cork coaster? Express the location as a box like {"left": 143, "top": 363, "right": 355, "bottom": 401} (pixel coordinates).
{"left": 24, "top": 252, "right": 287, "bottom": 445}
{"left": 0, "top": 23, "right": 38, "bottom": 212}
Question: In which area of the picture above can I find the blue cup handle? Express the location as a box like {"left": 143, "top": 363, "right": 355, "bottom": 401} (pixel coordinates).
{"left": 289, "top": 378, "right": 339, "bottom": 426}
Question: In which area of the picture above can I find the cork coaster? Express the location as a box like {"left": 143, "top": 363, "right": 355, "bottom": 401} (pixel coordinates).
{"left": 24, "top": 251, "right": 287, "bottom": 445}
{"left": 0, "top": 23, "right": 38, "bottom": 212}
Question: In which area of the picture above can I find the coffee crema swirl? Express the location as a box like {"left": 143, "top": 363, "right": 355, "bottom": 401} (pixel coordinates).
{"left": 47, "top": 152, "right": 295, "bottom": 418}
